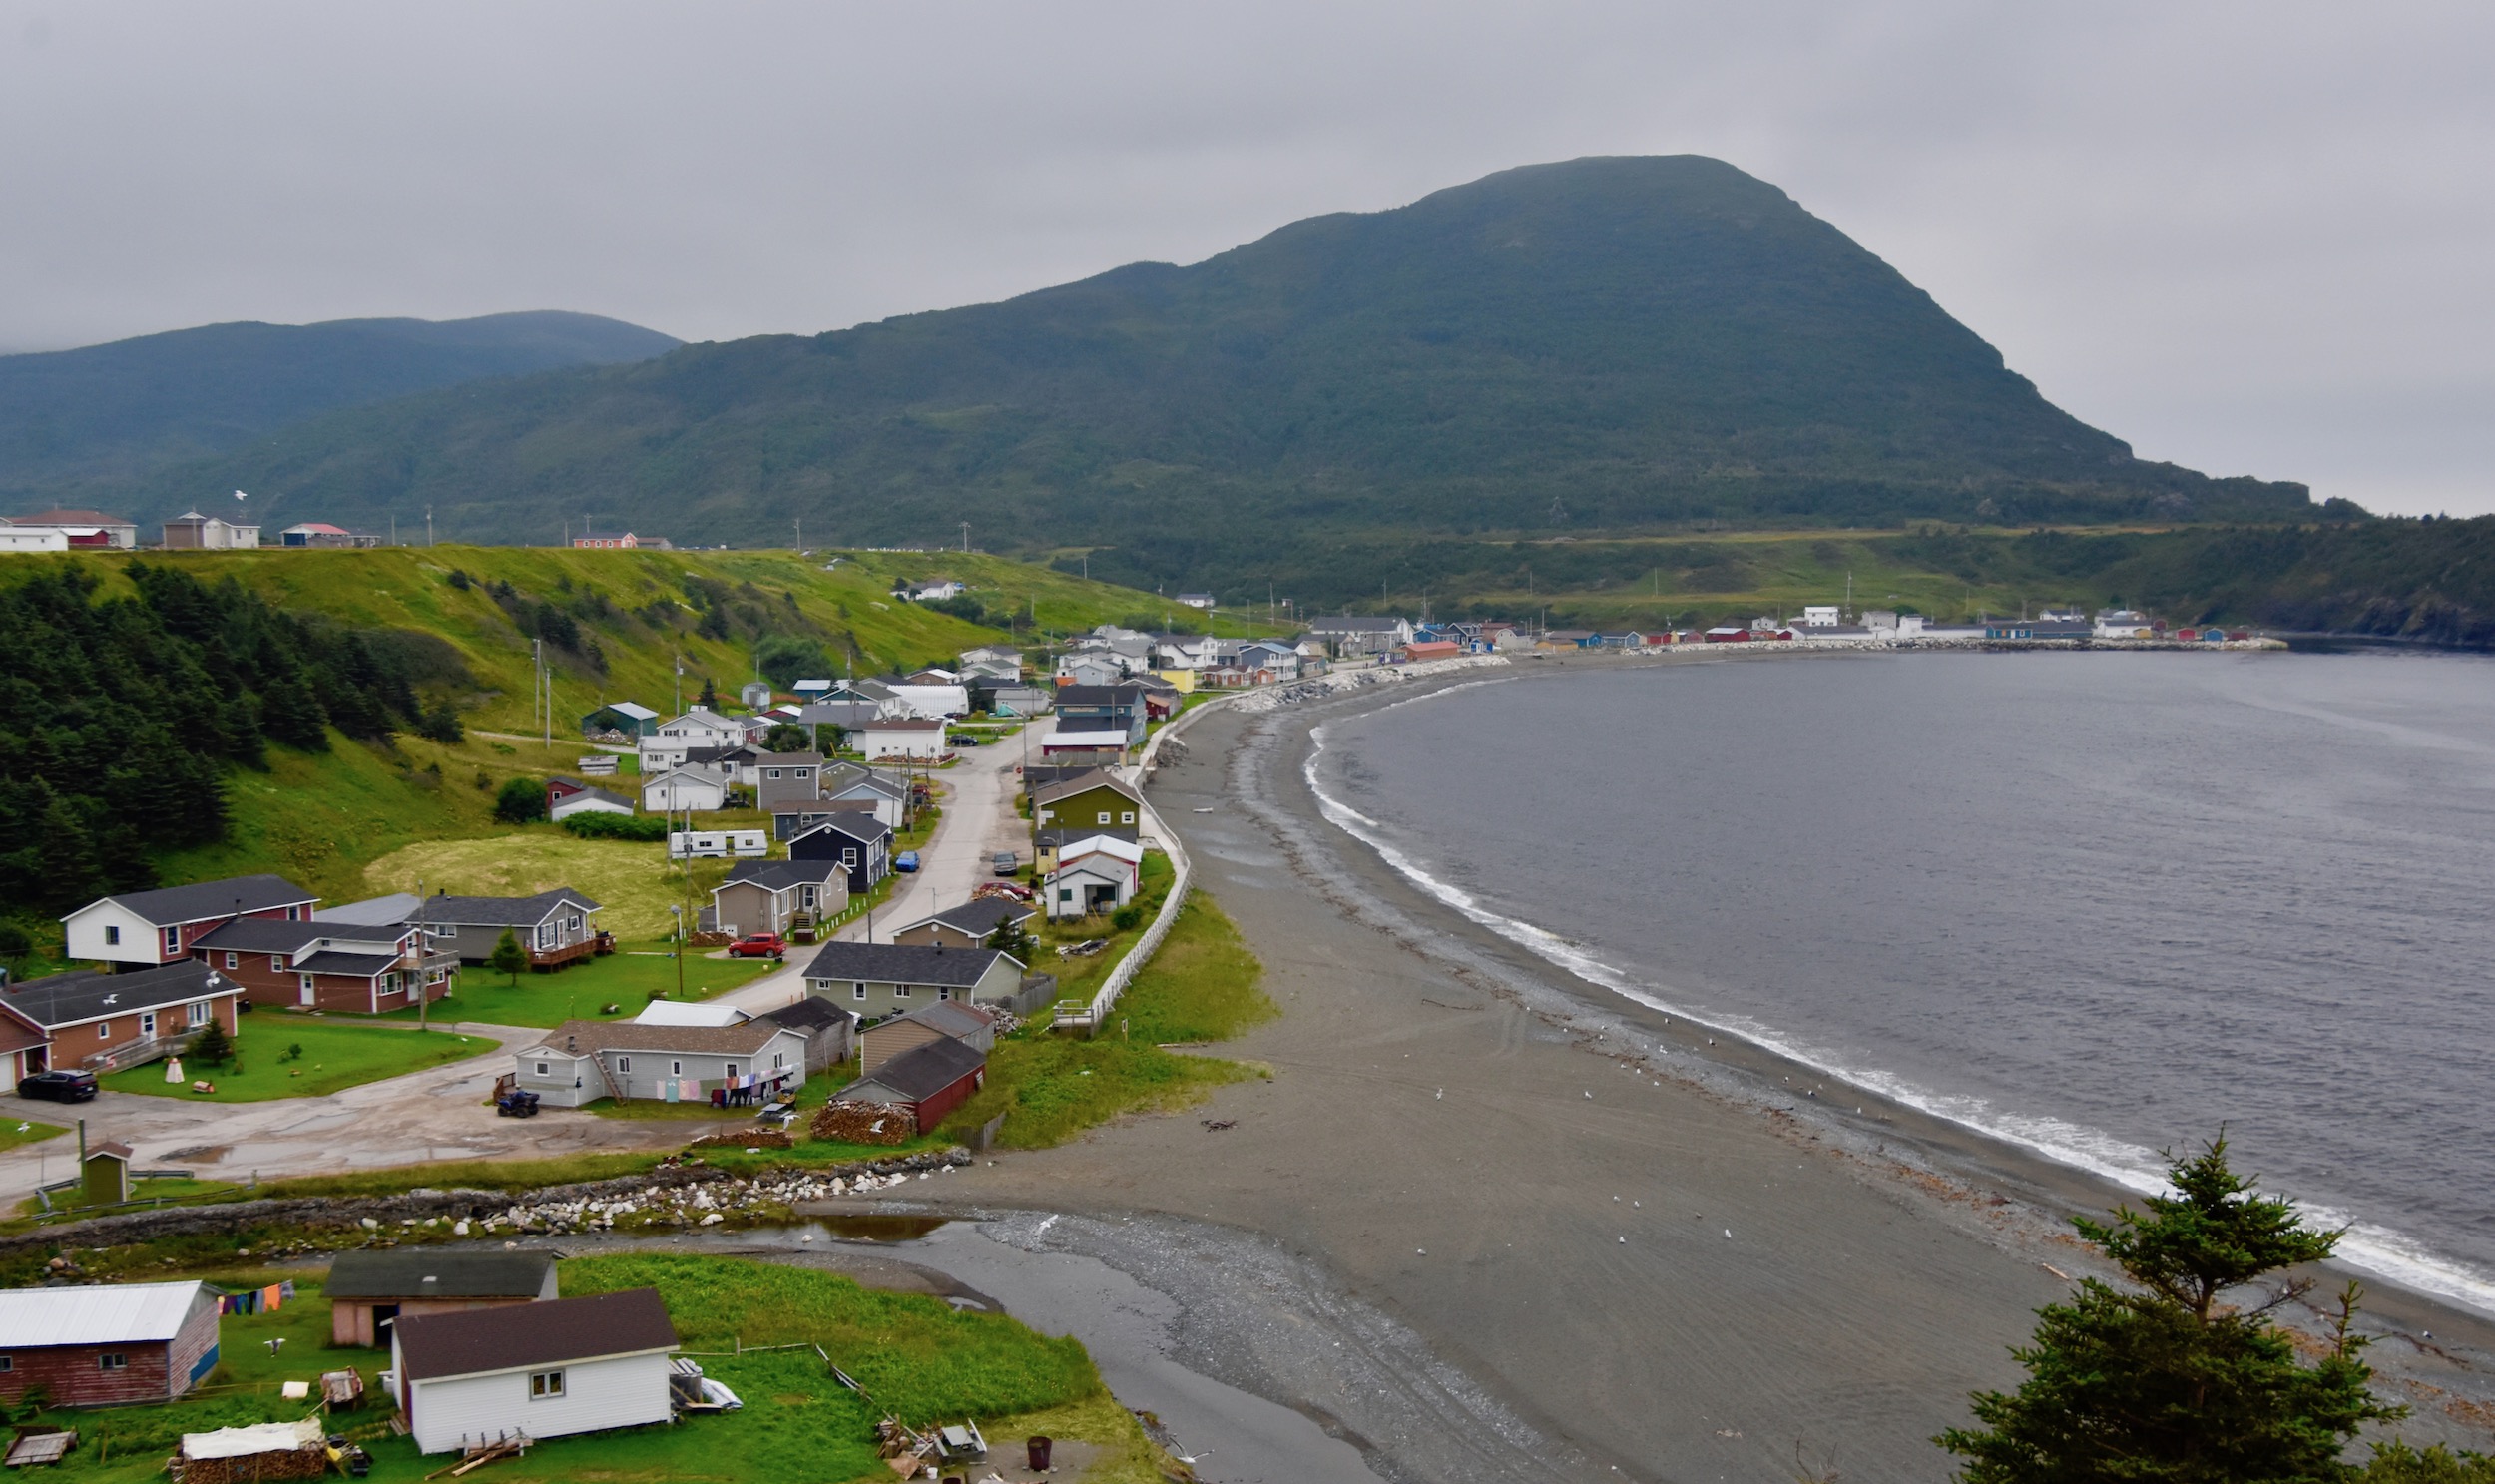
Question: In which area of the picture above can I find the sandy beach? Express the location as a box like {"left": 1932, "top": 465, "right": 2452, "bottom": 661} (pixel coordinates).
{"left": 925, "top": 658, "right": 2495, "bottom": 1484}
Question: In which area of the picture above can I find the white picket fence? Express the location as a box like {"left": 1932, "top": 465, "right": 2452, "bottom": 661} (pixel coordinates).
{"left": 1051, "top": 695, "right": 1235, "bottom": 1032}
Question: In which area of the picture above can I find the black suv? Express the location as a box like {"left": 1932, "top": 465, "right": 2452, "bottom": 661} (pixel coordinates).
{"left": 18, "top": 1068, "right": 98, "bottom": 1103}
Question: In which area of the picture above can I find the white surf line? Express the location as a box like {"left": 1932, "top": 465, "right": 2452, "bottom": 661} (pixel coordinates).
{"left": 1299, "top": 720, "right": 2495, "bottom": 1318}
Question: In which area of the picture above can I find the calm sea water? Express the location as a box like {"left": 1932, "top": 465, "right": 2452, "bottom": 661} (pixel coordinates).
{"left": 1311, "top": 650, "right": 2495, "bottom": 1311}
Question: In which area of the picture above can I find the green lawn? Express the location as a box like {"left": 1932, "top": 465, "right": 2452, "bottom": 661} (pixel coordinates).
{"left": 102, "top": 1019, "right": 489, "bottom": 1101}
{"left": 16, "top": 1254, "right": 1138, "bottom": 1484}
{"left": 0, "top": 1117, "right": 66, "bottom": 1152}
{"left": 388, "top": 942, "right": 778, "bottom": 1028}
{"left": 949, "top": 891, "right": 1275, "bottom": 1148}
{"left": 1033, "top": 850, "right": 1178, "bottom": 1004}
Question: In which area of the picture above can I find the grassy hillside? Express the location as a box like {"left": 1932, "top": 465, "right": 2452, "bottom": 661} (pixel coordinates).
{"left": 110, "top": 157, "right": 2317, "bottom": 590}
{"left": 0, "top": 311, "right": 677, "bottom": 501}
{"left": 0, "top": 544, "right": 1248, "bottom": 934}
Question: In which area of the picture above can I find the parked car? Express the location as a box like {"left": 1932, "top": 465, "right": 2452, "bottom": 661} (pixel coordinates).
{"left": 726, "top": 933, "right": 786, "bottom": 960}
{"left": 494, "top": 1089, "right": 541, "bottom": 1118}
{"left": 17, "top": 1068, "right": 97, "bottom": 1103}
{"left": 949, "top": 733, "right": 981, "bottom": 746}
{"left": 894, "top": 850, "right": 920, "bottom": 872}
{"left": 992, "top": 850, "right": 1019, "bottom": 876}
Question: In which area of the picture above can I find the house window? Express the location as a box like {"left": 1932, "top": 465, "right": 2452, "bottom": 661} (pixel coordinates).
{"left": 771, "top": 1052, "right": 784, "bottom": 1070}
{"left": 98, "top": 1023, "right": 111, "bottom": 1041}
{"left": 938, "top": 987, "right": 951, "bottom": 1002}
{"left": 104, "top": 925, "right": 121, "bottom": 946}
{"left": 0, "top": 1356, "right": 12, "bottom": 1372}
{"left": 842, "top": 849, "right": 857, "bottom": 865}
{"left": 852, "top": 983, "right": 866, "bottom": 1001}
{"left": 616, "top": 1056, "right": 632, "bottom": 1073}
{"left": 726, "top": 1063, "right": 739, "bottom": 1078}
{"left": 140, "top": 1012, "right": 156, "bottom": 1039}
{"left": 188, "top": 1001, "right": 210, "bottom": 1027}
{"left": 537, "top": 923, "right": 557, "bottom": 949}
{"left": 163, "top": 926, "right": 182, "bottom": 956}
{"left": 568, "top": 916, "right": 582, "bottom": 932}
{"left": 529, "top": 1369, "right": 565, "bottom": 1399}
{"left": 99, "top": 1353, "right": 128, "bottom": 1371}
{"left": 224, "top": 952, "right": 239, "bottom": 970}
{"left": 1121, "top": 811, "right": 1137, "bottom": 824}
{"left": 766, "top": 769, "right": 781, "bottom": 779}
{"left": 1058, "top": 888, "right": 1074, "bottom": 903}
{"left": 535, "top": 1062, "right": 550, "bottom": 1076}
{"left": 1096, "top": 811, "right": 1111, "bottom": 824}
{"left": 670, "top": 1060, "right": 683, "bottom": 1076}
{"left": 895, "top": 984, "right": 912, "bottom": 999}
{"left": 271, "top": 955, "right": 284, "bottom": 972}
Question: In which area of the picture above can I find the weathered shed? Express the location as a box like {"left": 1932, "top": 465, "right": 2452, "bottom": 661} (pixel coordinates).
{"left": 325, "top": 1247, "right": 559, "bottom": 1348}
{"left": 0, "top": 1280, "right": 221, "bottom": 1406}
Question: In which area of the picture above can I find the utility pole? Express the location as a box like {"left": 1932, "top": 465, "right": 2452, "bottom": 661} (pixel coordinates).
{"left": 795, "top": 515, "right": 801, "bottom": 551}
{"left": 415, "top": 880, "right": 427, "bottom": 1033}
{"left": 673, "top": 653, "right": 683, "bottom": 717}
{"left": 960, "top": 521, "right": 970, "bottom": 554}
{"left": 425, "top": 506, "right": 434, "bottom": 547}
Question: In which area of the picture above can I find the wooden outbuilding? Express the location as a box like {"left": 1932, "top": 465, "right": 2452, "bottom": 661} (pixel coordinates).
{"left": 325, "top": 1248, "right": 559, "bottom": 1348}
{"left": 0, "top": 1280, "right": 221, "bottom": 1407}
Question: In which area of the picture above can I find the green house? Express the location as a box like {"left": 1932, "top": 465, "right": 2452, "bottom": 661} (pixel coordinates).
{"left": 1033, "top": 770, "right": 1144, "bottom": 833}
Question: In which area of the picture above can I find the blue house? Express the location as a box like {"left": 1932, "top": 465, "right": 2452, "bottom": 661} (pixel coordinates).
{"left": 1054, "top": 684, "right": 1146, "bottom": 743}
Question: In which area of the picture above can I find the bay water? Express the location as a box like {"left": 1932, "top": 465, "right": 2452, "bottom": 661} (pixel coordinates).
{"left": 1309, "top": 650, "right": 2495, "bottom": 1311}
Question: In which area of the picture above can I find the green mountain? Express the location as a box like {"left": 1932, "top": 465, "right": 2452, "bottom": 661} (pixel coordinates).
{"left": 113, "top": 158, "right": 2316, "bottom": 592}
{"left": 0, "top": 310, "right": 678, "bottom": 497}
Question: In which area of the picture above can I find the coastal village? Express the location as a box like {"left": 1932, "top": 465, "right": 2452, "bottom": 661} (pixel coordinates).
{"left": 0, "top": 518, "right": 2292, "bottom": 1482}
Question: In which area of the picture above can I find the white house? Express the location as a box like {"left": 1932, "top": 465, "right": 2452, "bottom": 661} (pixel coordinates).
{"left": 642, "top": 766, "right": 728, "bottom": 813}
{"left": 1799, "top": 606, "right": 1842, "bottom": 628}
{"left": 885, "top": 684, "right": 970, "bottom": 720}
{"left": 0, "top": 526, "right": 69, "bottom": 553}
{"left": 549, "top": 786, "right": 633, "bottom": 822}
{"left": 1054, "top": 655, "right": 1127, "bottom": 687}
{"left": 860, "top": 719, "right": 947, "bottom": 760}
{"left": 391, "top": 1288, "right": 678, "bottom": 1454}
{"left": 513, "top": 1018, "right": 808, "bottom": 1107}
{"left": 2095, "top": 609, "right": 2156, "bottom": 640}
{"left": 1045, "top": 836, "right": 1146, "bottom": 920}
{"left": 161, "top": 512, "right": 260, "bottom": 550}
{"left": 639, "top": 708, "right": 743, "bottom": 771}
{"left": 63, "top": 874, "right": 318, "bottom": 969}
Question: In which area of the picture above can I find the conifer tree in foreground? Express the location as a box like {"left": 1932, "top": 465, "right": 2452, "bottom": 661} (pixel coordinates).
{"left": 1939, "top": 1135, "right": 2400, "bottom": 1483}
{"left": 487, "top": 928, "right": 530, "bottom": 986}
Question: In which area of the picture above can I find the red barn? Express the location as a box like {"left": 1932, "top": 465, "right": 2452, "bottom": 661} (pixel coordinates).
{"left": 0, "top": 1280, "right": 222, "bottom": 1407}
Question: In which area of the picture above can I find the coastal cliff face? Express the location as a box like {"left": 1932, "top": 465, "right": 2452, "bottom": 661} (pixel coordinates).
{"left": 90, "top": 156, "right": 2312, "bottom": 556}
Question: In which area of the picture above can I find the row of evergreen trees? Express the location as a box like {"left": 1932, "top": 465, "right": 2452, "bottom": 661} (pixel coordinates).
{"left": 0, "top": 563, "right": 438, "bottom": 913}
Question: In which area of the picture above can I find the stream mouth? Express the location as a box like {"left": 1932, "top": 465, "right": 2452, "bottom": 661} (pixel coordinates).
{"left": 805, "top": 1213, "right": 951, "bottom": 1242}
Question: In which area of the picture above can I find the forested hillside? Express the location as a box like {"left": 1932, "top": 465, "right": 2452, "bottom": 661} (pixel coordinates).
{"left": 0, "top": 310, "right": 676, "bottom": 497}
{"left": 111, "top": 158, "right": 2317, "bottom": 579}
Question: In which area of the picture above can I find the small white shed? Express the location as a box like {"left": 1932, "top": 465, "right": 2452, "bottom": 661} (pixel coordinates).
{"left": 391, "top": 1288, "right": 678, "bottom": 1455}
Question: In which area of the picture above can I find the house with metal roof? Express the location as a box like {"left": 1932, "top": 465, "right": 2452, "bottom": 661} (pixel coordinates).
{"left": 800, "top": 941, "right": 1024, "bottom": 1023}
{"left": 834, "top": 1036, "right": 988, "bottom": 1135}
{"left": 756, "top": 996, "right": 856, "bottom": 1074}
{"left": 391, "top": 1288, "right": 678, "bottom": 1455}
{"left": 891, "top": 897, "right": 1034, "bottom": 951}
{"left": 61, "top": 874, "right": 317, "bottom": 969}
{"left": 3, "top": 961, "right": 243, "bottom": 1075}
{"left": 417, "top": 890, "right": 605, "bottom": 969}
{"left": 580, "top": 701, "right": 662, "bottom": 740}
{"left": 0, "top": 1280, "right": 221, "bottom": 1407}
{"left": 1046, "top": 837, "right": 1146, "bottom": 920}
{"left": 325, "top": 1249, "right": 559, "bottom": 1348}
{"left": 193, "top": 916, "right": 454, "bottom": 1014}
{"left": 513, "top": 1018, "right": 808, "bottom": 1108}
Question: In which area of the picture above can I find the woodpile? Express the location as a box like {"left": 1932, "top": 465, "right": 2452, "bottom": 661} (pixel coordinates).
{"left": 811, "top": 1101, "right": 915, "bottom": 1145}
{"left": 172, "top": 1421, "right": 329, "bottom": 1484}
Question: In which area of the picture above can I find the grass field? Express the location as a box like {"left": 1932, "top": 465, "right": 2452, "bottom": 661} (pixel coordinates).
{"left": 19, "top": 1256, "right": 1163, "bottom": 1484}
{"left": 387, "top": 944, "right": 778, "bottom": 1027}
{"left": 0, "top": 1117, "right": 66, "bottom": 1152}
{"left": 361, "top": 828, "right": 725, "bottom": 939}
{"left": 950, "top": 891, "right": 1275, "bottom": 1149}
{"left": 100, "top": 1019, "right": 488, "bottom": 1101}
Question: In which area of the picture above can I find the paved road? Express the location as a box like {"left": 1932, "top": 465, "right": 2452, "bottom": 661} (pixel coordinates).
{"left": 719, "top": 735, "right": 1032, "bottom": 1012}
{"left": 0, "top": 736, "right": 1039, "bottom": 1203}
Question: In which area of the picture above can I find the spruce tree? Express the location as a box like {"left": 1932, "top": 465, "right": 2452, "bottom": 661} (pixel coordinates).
{"left": 487, "top": 928, "right": 530, "bottom": 985}
{"left": 1940, "top": 1135, "right": 2400, "bottom": 1483}
{"left": 188, "top": 1018, "right": 234, "bottom": 1067}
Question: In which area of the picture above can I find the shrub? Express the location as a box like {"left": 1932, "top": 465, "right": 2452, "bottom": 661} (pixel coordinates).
{"left": 188, "top": 1020, "right": 234, "bottom": 1067}
{"left": 1110, "top": 903, "right": 1145, "bottom": 932}
{"left": 0, "top": 924, "right": 28, "bottom": 959}
{"left": 560, "top": 811, "right": 670, "bottom": 842}
{"left": 492, "top": 776, "right": 549, "bottom": 824}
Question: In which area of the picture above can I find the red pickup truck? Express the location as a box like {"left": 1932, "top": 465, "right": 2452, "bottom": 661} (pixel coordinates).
{"left": 726, "top": 933, "right": 786, "bottom": 960}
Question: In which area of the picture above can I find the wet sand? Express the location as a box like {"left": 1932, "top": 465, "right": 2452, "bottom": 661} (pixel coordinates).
{"left": 931, "top": 666, "right": 2495, "bottom": 1483}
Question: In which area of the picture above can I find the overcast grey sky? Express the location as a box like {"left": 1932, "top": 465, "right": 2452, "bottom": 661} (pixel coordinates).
{"left": 5, "top": 2, "right": 2490, "bottom": 514}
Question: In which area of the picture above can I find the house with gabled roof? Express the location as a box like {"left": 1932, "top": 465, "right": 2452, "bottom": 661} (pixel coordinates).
{"left": 800, "top": 941, "right": 1023, "bottom": 1022}
{"left": 859, "top": 1001, "right": 998, "bottom": 1074}
{"left": 417, "top": 889, "right": 604, "bottom": 969}
{"left": 891, "top": 896, "right": 1035, "bottom": 951}
{"left": 391, "top": 1288, "right": 678, "bottom": 1454}
{"left": 1033, "top": 770, "right": 1144, "bottom": 833}
{"left": 3, "top": 960, "right": 243, "bottom": 1074}
{"left": 193, "top": 916, "right": 455, "bottom": 1013}
{"left": 0, "top": 1280, "right": 222, "bottom": 1407}
{"left": 62, "top": 874, "right": 317, "bottom": 969}
{"left": 710, "top": 858, "right": 848, "bottom": 941}
{"left": 513, "top": 1018, "right": 807, "bottom": 1108}
{"left": 580, "top": 701, "right": 661, "bottom": 740}
{"left": 325, "top": 1248, "right": 558, "bottom": 1348}
{"left": 834, "top": 1036, "right": 986, "bottom": 1134}
{"left": 788, "top": 816, "right": 892, "bottom": 892}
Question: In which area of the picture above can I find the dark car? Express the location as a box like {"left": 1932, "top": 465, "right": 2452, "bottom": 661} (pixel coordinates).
{"left": 949, "top": 733, "right": 981, "bottom": 746}
{"left": 992, "top": 851, "right": 1019, "bottom": 876}
{"left": 18, "top": 1068, "right": 98, "bottom": 1103}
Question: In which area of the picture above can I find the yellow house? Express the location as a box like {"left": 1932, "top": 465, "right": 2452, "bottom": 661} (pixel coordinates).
{"left": 1155, "top": 669, "right": 1197, "bottom": 694}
